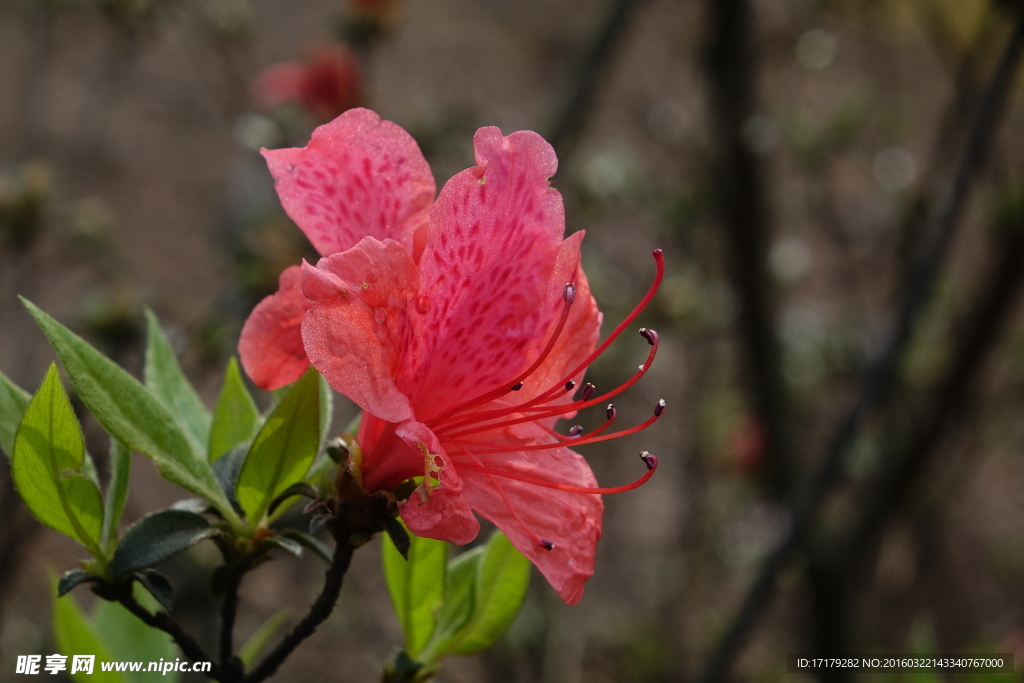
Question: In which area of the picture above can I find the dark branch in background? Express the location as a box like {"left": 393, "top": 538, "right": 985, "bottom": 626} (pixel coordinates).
{"left": 696, "top": 9, "right": 1024, "bottom": 683}
{"left": 839, "top": 217, "right": 1024, "bottom": 571}
{"left": 243, "top": 538, "right": 355, "bottom": 683}
{"left": 703, "top": 0, "right": 791, "bottom": 497}
{"left": 545, "top": 0, "right": 643, "bottom": 161}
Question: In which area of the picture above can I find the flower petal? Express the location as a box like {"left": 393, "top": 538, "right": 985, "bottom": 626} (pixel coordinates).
{"left": 406, "top": 128, "right": 569, "bottom": 418}
{"left": 396, "top": 420, "right": 479, "bottom": 545}
{"left": 301, "top": 237, "right": 418, "bottom": 424}
{"left": 239, "top": 265, "right": 313, "bottom": 391}
{"left": 262, "top": 108, "right": 435, "bottom": 258}
{"left": 451, "top": 430, "right": 603, "bottom": 605}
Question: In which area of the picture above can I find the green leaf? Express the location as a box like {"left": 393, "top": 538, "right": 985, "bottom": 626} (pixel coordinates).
{"left": 22, "top": 299, "right": 235, "bottom": 521}
{"left": 143, "top": 309, "right": 211, "bottom": 455}
{"left": 12, "top": 364, "right": 104, "bottom": 557}
{"left": 422, "top": 547, "right": 483, "bottom": 661}
{"left": 51, "top": 572, "right": 126, "bottom": 683}
{"left": 383, "top": 525, "right": 448, "bottom": 658}
{"left": 112, "top": 509, "right": 217, "bottom": 577}
{"left": 236, "top": 368, "right": 320, "bottom": 523}
{"left": 448, "top": 531, "right": 531, "bottom": 656}
{"left": 208, "top": 358, "right": 259, "bottom": 463}
{"left": 238, "top": 609, "right": 291, "bottom": 667}
{"left": 92, "top": 582, "right": 180, "bottom": 683}
{"left": 102, "top": 438, "right": 132, "bottom": 552}
{"left": 133, "top": 569, "right": 175, "bottom": 611}
{"left": 0, "top": 370, "right": 31, "bottom": 459}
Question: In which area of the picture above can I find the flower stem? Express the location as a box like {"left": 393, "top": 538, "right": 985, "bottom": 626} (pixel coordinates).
{"left": 116, "top": 592, "right": 224, "bottom": 682}
{"left": 242, "top": 538, "right": 356, "bottom": 683}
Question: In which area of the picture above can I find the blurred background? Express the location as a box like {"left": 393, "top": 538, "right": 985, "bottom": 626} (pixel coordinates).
{"left": 2, "top": 0, "right": 1024, "bottom": 680}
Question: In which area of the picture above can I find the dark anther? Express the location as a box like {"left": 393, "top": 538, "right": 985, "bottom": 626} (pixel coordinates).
{"left": 581, "top": 382, "right": 596, "bottom": 401}
{"left": 639, "top": 328, "right": 659, "bottom": 346}
{"left": 540, "top": 540, "right": 555, "bottom": 550}
{"left": 569, "top": 425, "right": 583, "bottom": 437}
{"left": 639, "top": 451, "right": 657, "bottom": 470}
{"left": 511, "top": 382, "right": 524, "bottom": 391}
{"left": 565, "top": 380, "right": 576, "bottom": 392}
{"left": 606, "top": 404, "right": 617, "bottom": 420}
{"left": 654, "top": 399, "right": 666, "bottom": 416}
{"left": 563, "top": 283, "right": 576, "bottom": 305}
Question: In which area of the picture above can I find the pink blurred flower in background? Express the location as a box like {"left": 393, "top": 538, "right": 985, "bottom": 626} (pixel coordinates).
{"left": 252, "top": 44, "right": 363, "bottom": 123}
{"left": 240, "top": 109, "right": 663, "bottom": 604}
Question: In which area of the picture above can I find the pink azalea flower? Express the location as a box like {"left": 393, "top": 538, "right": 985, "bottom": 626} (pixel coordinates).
{"left": 252, "top": 45, "right": 363, "bottom": 123}
{"left": 240, "top": 108, "right": 664, "bottom": 604}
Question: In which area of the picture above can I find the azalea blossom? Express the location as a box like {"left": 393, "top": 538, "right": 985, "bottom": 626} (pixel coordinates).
{"left": 252, "top": 44, "right": 363, "bottom": 123}
{"left": 240, "top": 108, "right": 664, "bottom": 604}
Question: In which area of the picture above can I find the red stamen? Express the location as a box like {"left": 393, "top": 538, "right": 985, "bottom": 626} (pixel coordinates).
{"left": 455, "top": 451, "right": 658, "bottom": 494}
{"left": 449, "top": 402, "right": 664, "bottom": 454}
{"left": 426, "top": 283, "right": 577, "bottom": 429}
{"left": 437, "top": 336, "right": 657, "bottom": 439}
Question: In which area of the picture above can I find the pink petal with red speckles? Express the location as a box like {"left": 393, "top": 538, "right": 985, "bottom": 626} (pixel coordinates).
{"left": 396, "top": 420, "right": 480, "bottom": 545}
{"left": 453, "top": 423, "right": 602, "bottom": 605}
{"left": 239, "top": 265, "right": 313, "bottom": 391}
{"left": 262, "top": 108, "right": 435, "bottom": 259}
{"left": 403, "top": 128, "right": 568, "bottom": 418}
{"left": 301, "top": 237, "right": 418, "bottom": 424}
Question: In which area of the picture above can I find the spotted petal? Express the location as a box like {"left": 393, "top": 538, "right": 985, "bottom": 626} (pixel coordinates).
{"left": 406, "top": 128, "right": 568, "bottom": 418}
{"left": 263, "top": 108, "right": 435, "bottom": 259}
{"left": 239, "top": 265, "right": 314, "bottom": 391}
{"left": 301, "top": 237, "right": 418, "bottom": 424}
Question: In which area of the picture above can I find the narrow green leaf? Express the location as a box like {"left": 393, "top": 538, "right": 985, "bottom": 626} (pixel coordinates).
{"left": 419, "top": 547, "right": 484, "bottom": 662}
{"left": 102, "top": 438, "right": 132, "bottom": 553}
{"left": 236, "top": 368, "right": 320, "bottom": 522}
{"left": 93, "top": 582, "right": 180, "bottom": 683}
{"left": 0, "top": 370, "right": 31, "bottom": 458}
{"left": 449, "top": 531, "right": 531, "bottom": 655}
{"left": 57, "top": 569, "right": 101, "bottom": 597}
{"left": 208, "top": 358, "right": 259, "bottom": 462}
{"left": 238, "top": 610, "right": 291, "bottom": 667}
{"left": 318, "top": 372, "right": 333, "bottom": 449}
{"left": 133, "top": 569, "right": 174, "bottom": 611}
{"left": 50, "top": 572, "right": 126, "bottom": 683}
{"left": 22, "top": 299, "right": 234, "bottom": 520}
{"left": 382, "top": 525, "right": 448, "bottom": 658}
{"left": 144, "top": 309, "right": 211, "bottom": 455}
{"left": 112, "top": 509, "right": 216, "bottom": 577}
{"left": 279, "top": 529, "right": 333, "bottom": 564}
{"left": 12, "top": 365, "right": 104, "bottom": 556}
